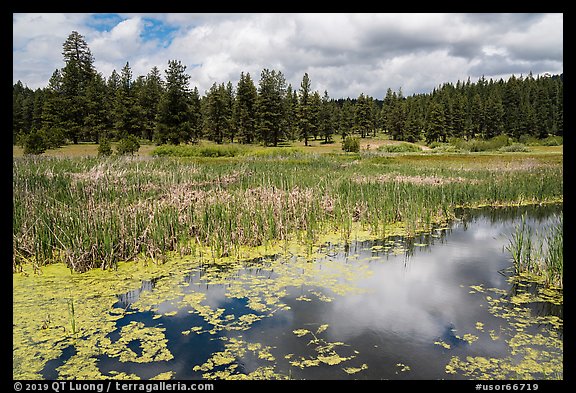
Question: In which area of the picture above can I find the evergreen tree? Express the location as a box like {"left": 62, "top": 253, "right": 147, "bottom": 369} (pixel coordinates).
{"left": 138, "top": 66, "right": 164, "bottom": 141}
{"left": 205, "top": 83, "right": 232, "bottom": 144}
{"left": 339, "top": 99, "right": 355, "bottom": 139}
{"left": 84, "top": 73, "right": 108, "bottom": 143}
{"left": 256, "top": 69, "right": 286, "bottom": 146}
{"left": 403, "top": 100, "right": 421, "bottom": 142}
{"left": 388, "top": 89, "right": 406, "bottom": 140}
{"left": 189, "top": 86, "right": 203, "bottom": 142}
{"left": 40, "top": 70, "right": 67, "bottom": 147}
{"left": 13, "top": 81, "right": 30, "bottom": 143}
{"left": 533, "top": 79, "right": 552, "bottom": 139}
{"left": 224, "top": 81, "right": 235, "bottom": 142}
{"left": 309, "top": 91, "right": 322, "bottom": 140}
{"left": 369, "top": 97, "right": 380, "bottom": 137}
{"left": 156, "top": 60, "right": 191, "bottom": 144}
{"left": 354, "top": 93, "right": 371, "bottom": 138}
{"left": 469, "top": 92, "right": 484, "bottom": 139}
{"left": 297, "top": 73, "right": 312, "bottom": 146}
{"left": 31, "top": 88, "right": 46, "bottom": 133}
{"left": 425, "top": 100, "right": 445, "bottom": 143}
{"left": 113, "top": 62, "right": 143, "bottom": 139}
{"left": 59, "top": 31, "right": 97, "bottom": 143}
{"left": 319, "top": 90, "right": 334, "bottom": 143}
{"left": 451, "top": 91, "right": 467, "bottom": 139}
{"left": 554, "top": 76, "right": 563, "bottom": 136}
{"left": 381, "top": 88, "right": 395, "bottom": 134}
{"left": 502, "top": 75, "right": 522, "bottom": 139}
{"left": 233, "top": 72, "right": 258, "bottom": 144}
{"left": 283, "top": 84, "right": 299, "bottom": 142}
{"left": 483, "top": 88, "right": 504, "bottom": 139}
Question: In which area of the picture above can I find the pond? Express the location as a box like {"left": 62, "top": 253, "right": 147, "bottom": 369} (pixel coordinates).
{"left": 13, "top": 204, "right": 562, "bottom": 380}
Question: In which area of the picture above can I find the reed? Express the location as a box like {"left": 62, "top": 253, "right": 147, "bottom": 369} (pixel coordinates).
{"left": 13, "top": 151, "right": 563, "bottom": 273}
{"left": 506, "top": 212, "right": 563, "bottom": 288}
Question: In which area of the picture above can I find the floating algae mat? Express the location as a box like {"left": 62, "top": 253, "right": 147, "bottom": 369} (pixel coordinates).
{"left": 13, "top": 205, "right": 562, "bottom": 380}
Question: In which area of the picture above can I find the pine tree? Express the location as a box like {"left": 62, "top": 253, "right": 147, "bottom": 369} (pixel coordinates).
{"left": 319, "top": 90, "right": 334, "bottom": 143}
{"left": 502, "top": 75, "right": 522, "bottom": 139}
{"left": 554, "top": 76, "right": 563, "bottom": 136}
{"left": 233, "top": 72, "right": 258, "bottom": 144}
{"left": 59, "top": 31, "right": 97, "bottom": 144}
{"left": 339, "top": 99, "right": 355, "bottom": 139}
{"left": 354, "top": 93, "right": 371, "bottom": 138}
{"left": 138, "top": 66, "right": 164, "bottom": 141}
{"left": 283, "top": 84, "right": 299, "bottom": 142}
{"left": 189, "top": 86, "right": 203, "bottom": 142}
{"left": 13, "top": 81, "right": 30, "bottom": 142}
{"left": 40, "top": 70, "right": 67, "bottom": 147}
{"left": 113, "top": 62, "right": 143, "bottom": 139}
{"left": 403, "top": 100, "right": 421, "bottom": 142}
{"left": 256, "top": 69, "right": 286, "bottom": 146}
{"left": 205, "top": 83, "right": 231, "bottom": 144}
{"left": 369, "top": 97, "right": 380, "bottom": 137}
{"left": 388, "top": 89, "right": 406, "bottom": 140}
{"left": 297, "top": 73, "right": 312, "bottom": 146}
{"left": 469, "top": 92, "right": 484, "bottom": 139}
{"left": 425, "top": 100, "right": 445, "bottom": 143}
{"left": 381, "top": 88, "right": 395, "bottom": 134}
{"left": 84, "top": 73, "right": 108, "bottom": 143}
{"left": 156, "top": 60, "right": 191, "bottom": 144}
{"left": 224, "top": 81, "right": 235, "bottom": 142}
{"left": 451, "top": 91, "right": 467, "bottom": 139}
{"left": 309, "top": 91, "right": 321, "bottom": 140}
{"left": 483, "top": 88, "right": 504, "bottom": 139}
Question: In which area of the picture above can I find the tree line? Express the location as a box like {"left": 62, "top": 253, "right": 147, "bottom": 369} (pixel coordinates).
{"left": 13, "top": 31, "right": 563, "bottom": 151}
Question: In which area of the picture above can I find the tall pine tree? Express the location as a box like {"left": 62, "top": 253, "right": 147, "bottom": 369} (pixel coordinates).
{"left": 156, "top": 60, "right": 191, "bottom": 144}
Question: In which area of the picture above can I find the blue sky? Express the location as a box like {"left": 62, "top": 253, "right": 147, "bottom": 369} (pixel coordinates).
{"left": 13, "top": 13, "right": 563, "bottom": 98}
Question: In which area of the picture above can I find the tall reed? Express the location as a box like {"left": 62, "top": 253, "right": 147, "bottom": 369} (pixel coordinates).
{"left": 506, "top": 212, "right": 563, "bottom": 288}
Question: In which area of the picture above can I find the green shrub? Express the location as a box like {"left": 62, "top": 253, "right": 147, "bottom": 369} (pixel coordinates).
{"left": 40, "top": 127, "right": 66, "bottom": 149}
{"left": 430, "top": 143, "right": 462, "bottom": 153}
{"left": 499, "top": 143, "right": 530, "bottom": 152}
{"left": 518, "top": 134, "right": 540, "bottom": 146}
{"left": 449, "top": 135, "right": 511, "bottom": 152}
{"left": 98, "top": 138, "right": 113, "bottom": 157}
{"left": 541, "top": 136, "right": 563, "bottom": 146}
{"left": 116, "top": 135, "right": 140, "bottom": 156}
{"left": 197, "top": 145, "right": 243, "bottom": 157}
{"left": 21, "top": 130, "right": 47, "bottom": 155}
{"left": 342, "top": 136, "right": 360, "bottom": 153}
{"left": 378, "top": 142, "right": 421, "bottom": 153}
{"left": 152, "top": 143, "right": 247, "bottom": 158}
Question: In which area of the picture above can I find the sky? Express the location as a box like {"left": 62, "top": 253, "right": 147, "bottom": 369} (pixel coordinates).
{"left": 12, "top": 13, "right": 563, "bottom": 99}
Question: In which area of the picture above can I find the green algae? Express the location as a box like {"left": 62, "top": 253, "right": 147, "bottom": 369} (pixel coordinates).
{"left": 444, "top": 282, "right": 563, "bottom": 380}
{"left": 288, "top": 325, "right": 355, "bottom": 370}
{"left": 192, "top": 337, "right": 287, "bottom": 380}
{"left": 13, "top": 229, "right": 377, "bottom": 379}
{"left": 343, "top": 363, "right": 368, "bottom": 375}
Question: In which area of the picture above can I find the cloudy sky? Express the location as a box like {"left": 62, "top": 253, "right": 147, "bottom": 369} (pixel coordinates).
{"left": 13, "top": 13, "right": 563, "bottom": 99}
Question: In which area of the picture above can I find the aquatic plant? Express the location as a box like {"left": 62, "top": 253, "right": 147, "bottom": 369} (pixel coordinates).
{"left": 13, "top": 151, "right": 563, "bottom": 272}
{"left": 505, "top": 212, "right": 563, "bottom": 288}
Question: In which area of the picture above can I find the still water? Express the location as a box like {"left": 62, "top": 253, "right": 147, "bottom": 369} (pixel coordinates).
{"left": 39, "top": 204, "right": 562, "bottom": 380}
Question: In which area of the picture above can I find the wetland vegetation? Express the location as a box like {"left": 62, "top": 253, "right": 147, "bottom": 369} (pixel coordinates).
{"left": 13, "top": 144, "right": 562, "bottom": 274}
{"left": 13, "top": 141, "right": 563, "bottom": 381}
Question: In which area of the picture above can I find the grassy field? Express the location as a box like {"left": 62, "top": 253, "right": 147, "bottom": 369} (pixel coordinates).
{"left": 13, "top": 137, "right": 563, "bottom": 274}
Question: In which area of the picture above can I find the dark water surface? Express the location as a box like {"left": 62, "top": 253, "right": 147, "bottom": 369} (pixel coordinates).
{"left": 42, "top": 204, "right": 563, "bottom": 380}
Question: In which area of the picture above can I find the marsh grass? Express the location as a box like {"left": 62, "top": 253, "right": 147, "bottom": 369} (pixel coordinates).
{"left": 13, "top": 151, "right": 563, "bottom": 273}
{"left": 506, "top": 212, "right": 563, "bottom": 288}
